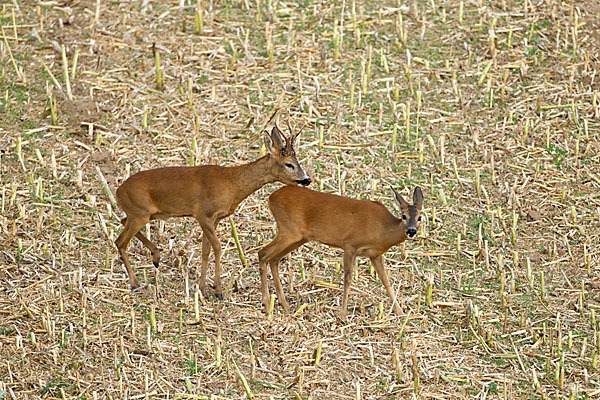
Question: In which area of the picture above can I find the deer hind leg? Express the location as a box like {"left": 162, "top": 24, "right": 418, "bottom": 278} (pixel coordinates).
{"left": 116, "top": 215, "right": 150, "bottom": 289}
{"left": 370, "top": 255, "right": 401, "bottom": 314}
{"left": 258, "top": 235, "right": 282, "bottom": 311}
{"left": 340, "top": 250, "right": 357, "bottom": 320}
{"left": 197, "top": 217, "right": 223, "bottom": 300}
{"left": 267, "top": 240, "right": 306, "bottom": 312}
{"left": 198, "top": 233, "right": 212, "bottom": 298}
{"left": 258, "top": 234, "right": 302, "bottom": 312}
{"left": 121, "top": 217, "right": 160, "bottom": 267}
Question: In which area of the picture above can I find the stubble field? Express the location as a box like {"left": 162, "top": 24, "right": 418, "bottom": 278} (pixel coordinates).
{"left": 1, "top": 0, "right": 600, "bottom": 398}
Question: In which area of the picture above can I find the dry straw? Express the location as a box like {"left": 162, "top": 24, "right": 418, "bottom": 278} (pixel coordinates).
{"left": 0, "top": 0, "right": 599, "bottom": 399}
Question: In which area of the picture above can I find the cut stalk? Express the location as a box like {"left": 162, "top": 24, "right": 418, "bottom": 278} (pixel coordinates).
{"left": 194, "top": 289, "right": 200, "bottom": 322}
{"left": 411, "top": 339, "right": 420, "bottom": 394}
{"left": 1, "top": 22, "right": 24, "bottom": 83}
{"left": 96, "top": 166, "right": 118, "bottom": 209}
{"left": 318, "top": 125, "right": 324, "bottom": 149}
{"left": 71, "top": 49, "right": 80, "bottom": 81}
{"left": 425, "top": 275, "right": 433, "bottom": 306}
{"left": 49, "top": 93, "right": 58, "bottom": 125}
{"left": 267, "top": 293, "right": 276, "bottom": 321}
{"left": 153, "top": 44, "right": 164, "bottom": 91}
{"left": 150, "top": 305, "right": 157, "bottom": 333}
{"left": 233, "top": 359, "right": 253, "bottom": 399}
{"left": 314, "top": 339, "right": 323, "bottom": 367}
{"left": 228, "top": 216, "right": 247, "bottom": 266}
{"left": 195, "top": 1, "right": 204, "bottom": 34}
{"left": 61, "top": 44, "right": 73, "bottom": 101}
{"left": 478, "top": 60, "right": 492, "bottom": 85}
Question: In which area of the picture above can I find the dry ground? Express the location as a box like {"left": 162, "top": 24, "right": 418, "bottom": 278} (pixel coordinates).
{"left": 1, "top": 0, "right": 600, "bottom": 399}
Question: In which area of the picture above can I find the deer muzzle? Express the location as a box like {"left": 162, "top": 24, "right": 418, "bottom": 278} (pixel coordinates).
{"left": 296, "top": 177, "right": 312, "bottom": 187}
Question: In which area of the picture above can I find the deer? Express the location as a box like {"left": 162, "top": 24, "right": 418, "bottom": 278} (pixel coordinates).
{"left": 115, "top": 124, "right": 311, "bottom": 299}
{"left": 258, "top": 185, "right": 424, "bottom": 319}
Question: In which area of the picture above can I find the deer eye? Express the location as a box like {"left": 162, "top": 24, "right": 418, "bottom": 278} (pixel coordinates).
{"left": 402, "top": 215, "right": 407, "bottom": 220}
{"left": 418, "top": 216, "right": 422, "bottom": 221}
{"left": 284, "top": 163, "right": 295, "bottom": 170}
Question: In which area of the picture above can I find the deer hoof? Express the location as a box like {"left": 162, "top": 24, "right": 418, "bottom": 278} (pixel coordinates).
{"left": 130, "top": 279, "right": 142, "bottom": 290}
{"left": 153, "top": 261, "right": 159, "bottom": 268}
{"left": 337, "top": 309, "right": 348, "bottom": 322}
{"left": 132, "top": 284, "right": 149, "bottom": 292}
{"left": 214, "top": 293, "right": 223, "bottom": 301}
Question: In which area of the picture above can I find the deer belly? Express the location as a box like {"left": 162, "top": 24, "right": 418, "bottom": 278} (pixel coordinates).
{"left": 357, "top": 248, "right": 382, "bottom": 257}
{"left": 150, "top": 212, "right": 193, "bottom": 220}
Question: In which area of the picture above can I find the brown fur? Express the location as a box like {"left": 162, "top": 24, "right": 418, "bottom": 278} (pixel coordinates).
{"left": 258, "top": 186, "right": 424, "bottom": 319}
{"left": 115, "top": 126, "right": 310, "bottom": 295}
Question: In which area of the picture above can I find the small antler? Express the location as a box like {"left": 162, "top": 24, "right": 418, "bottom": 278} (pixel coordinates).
{"left": 295, "top": 123, "right": 306, "bottom": 141}
{"left": 285, "top": 119, "right": 294, "bottom": 147}
{"left": 283, "top": 119, "right": 298, "bottom": 152}
{"left": 283, "top": 119, "right": 306, "bottom": 152}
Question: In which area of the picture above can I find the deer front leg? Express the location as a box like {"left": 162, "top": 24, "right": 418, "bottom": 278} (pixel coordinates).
{"left": 370, "top": 255, "right": 401, "bottom": 315}
{"left": 340, "top": 250, "right": 357, "bottom": 321}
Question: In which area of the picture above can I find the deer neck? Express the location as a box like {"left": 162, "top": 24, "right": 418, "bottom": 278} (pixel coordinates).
{"left": 387, "top": 215, "right": 408, "bottom": 245}
{"left": 230, "top": 155, "right": 276, "bottom": 206}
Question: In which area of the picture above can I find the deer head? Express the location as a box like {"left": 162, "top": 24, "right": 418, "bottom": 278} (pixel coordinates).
{"left": 391, "top": 186, "right": 424, "bottom": 238}
{"left": 264, "top": 124, "right": 311, "bottom": 187}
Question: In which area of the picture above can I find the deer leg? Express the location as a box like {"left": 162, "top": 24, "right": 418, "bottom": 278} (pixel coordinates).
{"left": 370, "top": 255, "right": 401, "bottom": 314}
{"left": 258, "top": 234, "right": 283, "bottom": 311}
{"left": 198, "top": 233, "right": 212, "bottom": 298}
{"left": 197, "top": 218, "right": 223, "bottom": 300}
{"left": 115, "top": 215, "right": 150, "bottom": 289}
{"left": 267, "top": 240, "right": 306, "bottom": 312}
{"left": 135, "top": 232, "right": 160, "bottom": 267}
{"left": 340, "top": 250, "right": 357, "bottom": 320}
{"left": 258, "top": 234, "right": 298, "bottom": 311}
{"left": 121, "top": 218, "right": 160, "bottom": 267}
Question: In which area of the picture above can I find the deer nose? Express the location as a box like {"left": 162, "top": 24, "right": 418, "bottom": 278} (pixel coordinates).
{"left": 296, "top": 177, "right": 312, "bottom": 186}
{"left": 407, "top": 228, "right": 417, "bottom": 237}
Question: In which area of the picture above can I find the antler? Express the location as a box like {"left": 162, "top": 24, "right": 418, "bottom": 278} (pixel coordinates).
{"left": 285, "top": 119, "right": 294, "bottom": 150}
{"left": 295, "top": 123, "right": 306, "bottom": 140}
{"left": 284, "top": 119, "right": 305, "bottom": 152}
{"left": 284, "top": 119, "right": 298, "bottom": 153}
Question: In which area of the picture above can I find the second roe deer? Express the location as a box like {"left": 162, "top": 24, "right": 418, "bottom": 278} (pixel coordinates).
{"left": 115, "top": 125, "right": 311, "bottom": 297}
{"left": 258, "top": 185, "right": 424, "bottom": 318}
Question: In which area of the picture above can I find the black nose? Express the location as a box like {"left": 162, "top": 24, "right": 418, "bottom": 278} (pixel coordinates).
{"left": 296, "top": 178, "right": 312, "bottom": 186}
{"left": 407, "top": 229, "right": 417, "bottom": 237}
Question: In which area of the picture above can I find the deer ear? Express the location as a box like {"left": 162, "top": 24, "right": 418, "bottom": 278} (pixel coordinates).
{"left": 413, "top": 186, "right": 424, "bottom": 210}
{"left": 264, "top": 133, "right": 276, "bottom": 154}
{"left": 390, "top": 185, "right": 409, "bottom": 208}
{"left": 270, "top": 126, "right": 285, "bottom": 150}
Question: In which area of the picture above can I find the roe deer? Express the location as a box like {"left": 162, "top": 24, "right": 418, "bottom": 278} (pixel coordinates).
{"left": 115, "top": 125, "right": 311, "bottom": 297}
{"left": 258, "top": 185, "right": 423, "bottom": 318}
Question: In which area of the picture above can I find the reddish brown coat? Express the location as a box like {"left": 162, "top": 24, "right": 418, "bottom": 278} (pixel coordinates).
{"left": 259, "top": 185, "right": 424, "bottom": 319}
{"left": 114, "top": 126, "right": 310, "bottom": 295}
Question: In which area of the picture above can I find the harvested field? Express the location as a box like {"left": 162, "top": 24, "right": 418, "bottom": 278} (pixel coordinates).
{"left": 1, "top": 0, "right": 600, "bottom": 398}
